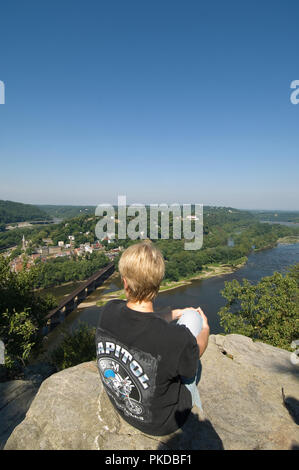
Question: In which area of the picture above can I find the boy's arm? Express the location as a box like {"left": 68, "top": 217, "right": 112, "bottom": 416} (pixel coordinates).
{"left": 157, "top": 306, "right": 210, "bottom": 361}
{"left": 195, "top": 307, "right": 210, "bottom": 357}
{"left": 155, "top": 307, "right": 199, "bottom": 323}
{"left": 196, "top": 325, "right": 210, "bottom": 357}
{"left": 154, "top": 306, "right": 173, "bottom": 322}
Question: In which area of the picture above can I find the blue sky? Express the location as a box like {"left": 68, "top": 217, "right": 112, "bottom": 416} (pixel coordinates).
{"left": 0, "top": 0, "right": 298, "bottom": 209}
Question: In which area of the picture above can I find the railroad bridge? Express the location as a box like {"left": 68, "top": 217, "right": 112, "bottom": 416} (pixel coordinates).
{"left": 43, "top": 262, "right": 115, "bottom": 334}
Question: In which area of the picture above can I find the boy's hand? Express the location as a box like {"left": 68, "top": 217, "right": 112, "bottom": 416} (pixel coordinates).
{"left": 171, "top": 308, "right": 191, "bottom": 321}
{"left": 171, "top": 307, "right": 202, "bottom": 321}
{"left": 195, "top": 306, "right": 209, "bottom": 329}
{"left": 172, "top": 306, "right": 210, "bottom": 329}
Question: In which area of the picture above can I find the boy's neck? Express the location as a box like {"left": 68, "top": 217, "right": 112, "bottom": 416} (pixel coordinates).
{"left": 126, "top": 299, "right": 154, "bottom": 313}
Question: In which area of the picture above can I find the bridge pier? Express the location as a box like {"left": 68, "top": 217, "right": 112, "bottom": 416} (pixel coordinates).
{"left": 85, "top": 281, "right": 96, "bottom": 294}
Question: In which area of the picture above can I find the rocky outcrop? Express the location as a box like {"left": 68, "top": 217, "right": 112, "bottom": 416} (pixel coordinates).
{"left": 0, "top": 380, "right": 37, "bottom": 450}
{"left": 4, "top": 334, "right": 299, "bottom": 450}
{"left": 0, "top": 362, "right": 56, "bottom": 450}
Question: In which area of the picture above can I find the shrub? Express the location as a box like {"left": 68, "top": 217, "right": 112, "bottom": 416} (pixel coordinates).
{"left": 50, "top": 323, "right": 96, "bottom": 370}
{"left": 218, "top": 267, "right": 299, "bottom": 351}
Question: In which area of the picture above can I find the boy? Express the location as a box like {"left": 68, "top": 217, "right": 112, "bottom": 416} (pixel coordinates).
{"left": 95, "top": 240, "right": 210, "bottom": 436}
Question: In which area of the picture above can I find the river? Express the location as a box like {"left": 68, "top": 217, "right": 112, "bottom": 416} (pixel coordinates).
{"left": 261, "top": 220, "right": 299, "bottom": 227}
{"left": 41, "top": 241, "right": 299, "bottom": 353}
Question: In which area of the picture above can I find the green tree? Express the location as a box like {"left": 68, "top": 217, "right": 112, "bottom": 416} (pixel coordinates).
{"left": 9, "top": 246, "right": 23, "bottom": 259}
{"left": 288, "top": 264, "right": 299, "bottom": 286}
{"left": 218, "top": 268, "right": 299, "bottom": 350}
{"left": 0, "top": 256, "right": 56, "bottom": 376}
{"left": 1, "top": 309, "right": 38, "bottom": 369}
{"left": 49, "top": 323, "right": 96, "bottom": 371}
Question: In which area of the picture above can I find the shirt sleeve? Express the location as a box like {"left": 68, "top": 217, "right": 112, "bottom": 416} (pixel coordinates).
{"left": 177, "top": 326, "right": 199, "bottom": 379}
{"left": 153, "top": 305, "right": 172, "bottom": 323}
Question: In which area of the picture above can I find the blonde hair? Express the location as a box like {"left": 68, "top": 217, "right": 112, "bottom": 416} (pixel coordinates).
{"left": 118, "top": 240, "right": 165, "bottom": 302}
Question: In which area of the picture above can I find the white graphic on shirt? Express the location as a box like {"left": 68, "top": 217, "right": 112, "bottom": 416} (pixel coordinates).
{"left": 97, "top": 340, "right": 150, "bottom": 389}
{"left": 98, "top": 357, "right": 145, "bottom": 418}
{"left": 96, "top": 335, "right": 159, "bottom": 423}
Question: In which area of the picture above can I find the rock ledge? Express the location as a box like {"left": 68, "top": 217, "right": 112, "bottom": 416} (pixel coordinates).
{"left": 4, "top": 334, "right": 299, "bottom": 450}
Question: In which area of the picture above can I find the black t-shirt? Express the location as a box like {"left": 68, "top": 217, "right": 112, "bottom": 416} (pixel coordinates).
{"left": 95, "top": 299, "right": 199, "bottom": 436}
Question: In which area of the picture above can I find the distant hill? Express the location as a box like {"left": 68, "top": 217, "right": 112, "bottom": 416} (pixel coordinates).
{"left": 0, "top": 200, "right": 50, "bottom": 224}
{"left": 250, "top": 210, "right": 299, "bottom": 223}
{"left": 37, "top": 204, "right": 256, "bottom": 222}
{"left": 37, "top": 205, "right": 96, "bottom": 219}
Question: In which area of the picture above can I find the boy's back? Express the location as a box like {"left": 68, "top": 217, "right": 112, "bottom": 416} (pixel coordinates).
{"left": 96, "top": 299, "right": 199, "bottom": 436}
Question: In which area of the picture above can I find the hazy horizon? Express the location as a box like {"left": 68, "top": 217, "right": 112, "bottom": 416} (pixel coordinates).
{"left": 2, "top": 197, "right": 299, "bottom": 213}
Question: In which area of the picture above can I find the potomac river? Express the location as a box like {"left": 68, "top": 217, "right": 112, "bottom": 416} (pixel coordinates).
{"left": 42, "top": 241, "right": 299, "bottom": 353}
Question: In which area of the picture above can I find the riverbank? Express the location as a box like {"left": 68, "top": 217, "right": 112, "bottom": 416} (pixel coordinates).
{"left": 276, "top": 235, "right": 299, "bottom": 244}
{"left": 95, "top": 259, "right": 248, "bottom": 307}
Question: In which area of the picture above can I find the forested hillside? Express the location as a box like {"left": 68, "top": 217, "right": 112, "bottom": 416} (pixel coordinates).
{"left": 37, "top": 205, "right": 96, "bottom": 219}
{"left": 0, "top": 200, "right": 50, "bottom": 225}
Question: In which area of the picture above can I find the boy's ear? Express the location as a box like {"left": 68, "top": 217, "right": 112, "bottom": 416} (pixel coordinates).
{"left": 122, "top": 277, "right": 128, "bottom": 290}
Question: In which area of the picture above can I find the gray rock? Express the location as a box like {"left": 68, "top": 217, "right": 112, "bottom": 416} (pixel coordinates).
{"left": 199, "top": 334, "right": 299, "bottom": 450}
{"left": 4, "top": 334, "right": 299, "bottom": 450}
{"left": 0, "top": 361, "right": 57, "bottom": 448}
{"left": 0, "top": 380, "right": 38, "bottom": 449}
